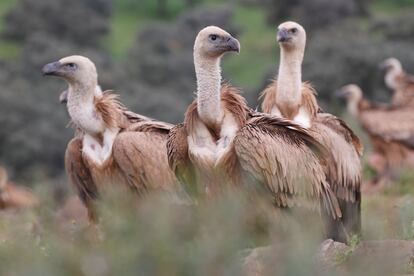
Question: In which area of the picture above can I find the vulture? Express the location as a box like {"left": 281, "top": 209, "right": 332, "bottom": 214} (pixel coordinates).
{"left": 337, "top": 84, "right": 414, "bottom": 183}
{"left": 380, "top": 58, "right": 414, "bottom": 107}
{"left": 0, "top": 166, "right": 38, "bottom": 209}
{"left": 260, "top": 21, "right": 362, "bottom": 242}
{"left": 167, "top": 26, "right": 341, "bottom": 222}
{"left": 42, "top": 55, "right": 178, "bottom": 222}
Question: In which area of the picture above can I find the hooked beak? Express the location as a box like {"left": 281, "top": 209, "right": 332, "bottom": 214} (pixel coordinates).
{"left": 225, "top": 36, "right": 240, "bottom": 53}
{"left": 42, "top": 61, "right": 61, "bottom": 76}
{"left": 378, "top": 61, "right": 389, "bottom": 71}
{"left": 335, "top": 89, "right": 348, "bottom": 98}
{"left": 277, "top": 28, "right": 290, "bottom": 43}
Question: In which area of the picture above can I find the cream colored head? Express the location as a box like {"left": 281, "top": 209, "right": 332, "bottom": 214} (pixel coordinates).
{"left": 380, "top": 57, "right": 402, "bottom": 73}
{"left": 194, "top": 26, "right": 240, "bottom": 59}
{"left": 336, "top": 84, "right": 363, "bottom": 117}
{"left": 42, "top": 55, "right": 98, "bottom": 88}
{"left": 337, "top": 84, "right": 363, "bottom": 104}
{"left": 0, "top": 167, "right": 8, "bottom": 190}
{"left": 277, "top": 21, "right": 306, "bottom": 51}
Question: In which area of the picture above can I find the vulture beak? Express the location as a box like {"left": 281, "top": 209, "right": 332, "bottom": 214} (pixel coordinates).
{"left": 335, "top": 89, "right": 348, "bottom": 99}
{"left": 277, "top": 28, "right": 290, "bottom": 43}
{"left": 42, "top": 61, "right": 61, "bottom": 76}
{"left": 225, "top": 36, "right": 240, "bottom": 53}
{"left": 379, "top": 61, "right": 389, "bottom": 71}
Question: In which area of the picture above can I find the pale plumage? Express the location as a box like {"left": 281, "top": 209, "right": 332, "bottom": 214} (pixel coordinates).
{"left": 380, "top": 58, "right": 414, "bottom": 107}
{"left": 338, "top": 84, "right": 414, "bottom": 182}
{"left": 0, "top": 166, "right": 38, "bottom": 209}
{"left": 43, "top": 55, "right": 178, "bottom": 222}
{"left": 167, "top": 26, "right": 341, "bottom": 219}
{"left": 260, "top": 21, "right": 362, "bottom": 242}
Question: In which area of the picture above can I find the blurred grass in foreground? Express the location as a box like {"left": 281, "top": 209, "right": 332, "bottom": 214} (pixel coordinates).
{"left": 0, "top": 184, "right": 413, "bottom": 275}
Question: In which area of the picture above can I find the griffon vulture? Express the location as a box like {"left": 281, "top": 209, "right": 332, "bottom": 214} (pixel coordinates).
{"left": 42, "top": 55, "right": 178, "bottom": 222}
{"left": 337, "top": 84, "right": 414, "bottom": 183}
{"left": 167, "top": 26, "right": 341, "bottom": 221}
{"left": 380, "top": 58, "right": 414, "bottom": 107}
{"left": 0, "top": 166, "right": 38, "bottom": 209}
{"left": 260, "top": 22, "right": 362, "bottom": 242}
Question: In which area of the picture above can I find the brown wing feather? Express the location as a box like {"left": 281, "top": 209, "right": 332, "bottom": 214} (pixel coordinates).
{"left": 359, "top": 107, "right": 414, "bottom": 149}
{"left": 166, "top": 124, "right": 198, "bottom": 195}
{"left": 65, "top": 138, "right": 99, "bottom": 222}
{"left": 113, "top": 131, "right": 177, "bottom": 196}
{"left": 317, "top": 113, "right": 363, "bottom": 157}
{"left": 234, "top": 114, "right": 341, "bottom": 219}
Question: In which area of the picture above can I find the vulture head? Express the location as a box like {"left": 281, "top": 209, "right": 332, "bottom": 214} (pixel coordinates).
{"left": 277, "top": 21, "right": 306, "bottom": 51}
{"left": 42, "top": 55, "right": 98, "bottom": 88}
{"left": 336, "top": 84, "right": 363, "bottom": 104}
{"left": 379, "top": 57, "right": 402, "bottom": 73}
{"left": 336, "top": 84, "right": 363, "bottom": 117}
{"left": 194, "top": 26, "right": 240, "bottom": 59}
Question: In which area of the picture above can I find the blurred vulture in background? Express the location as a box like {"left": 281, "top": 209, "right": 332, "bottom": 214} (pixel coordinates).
{"left": 0, "top": 166, "right": 38, "bottom": 209}
{"left": 380, "top": 57, "right": 414, "bottom": 107}
{"left": 260, "top": 21, "right": 362, "bottom": 243}
{"left": 337, "top": 84, "right": 414, "bottom": 185}
{"left": 42, "top": 55, "right": 179, "bottom": 222}
{"left": 168, "top": 26, "right": 342, "bottom": 226}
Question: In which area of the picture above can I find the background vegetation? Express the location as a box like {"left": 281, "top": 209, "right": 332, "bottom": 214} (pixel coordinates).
{"left": 1, "top": 0, "right": 414, "bottom": 274}
{"left": 0, "top": 0, "right": 414, "bottom": 183}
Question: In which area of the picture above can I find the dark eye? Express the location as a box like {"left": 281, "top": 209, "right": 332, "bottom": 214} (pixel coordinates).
{"left": 66, "top": 63, "right": 77, "bottom": 69}
{"left": 209, "top": 34, "right": 218, "bottom": 42}
{"left": 291, "top": 28, "right": 298, "bottom": 34}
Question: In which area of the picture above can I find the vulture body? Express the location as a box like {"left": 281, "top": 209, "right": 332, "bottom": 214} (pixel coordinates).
{"left": 338, "top": 84, "right": 414, "bottom": 182}
{"left": 43, "top": 56, "right": 178, "bottom": 222}
{"left": 167, "top": 26, "right": 341, "bottom": 221}
{"left": 0, "top": 166, "right": 38, "bottom": 209}
{"left": 381, "top": 58, "right": 414, "bottom": 107}
{"left": 260, "top": 22, "right": 362, "bottom": 242}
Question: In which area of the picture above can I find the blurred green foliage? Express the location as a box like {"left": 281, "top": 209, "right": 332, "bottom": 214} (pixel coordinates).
{"left": 0, "top": 0, "right": 413, "bottom": 188}
{"left": 0, "top": 186, "right": 413, "bottom": 275}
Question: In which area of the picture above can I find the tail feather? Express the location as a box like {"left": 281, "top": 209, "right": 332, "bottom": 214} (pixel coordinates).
{"left": 321, "top": 188, "right": 361, "bottom": 243}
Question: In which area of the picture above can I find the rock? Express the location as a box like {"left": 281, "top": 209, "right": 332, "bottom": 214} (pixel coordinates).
{"left": 345, "top": 240, "right": 414, "bottom": 275}
{"left": 243, "top": 239, "right": 414, "bottom": 275}
{"left": 315, "top": 239, "right": 350, "bottom": 271}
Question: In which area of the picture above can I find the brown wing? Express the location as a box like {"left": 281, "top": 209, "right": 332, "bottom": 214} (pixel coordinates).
{"left": 166, "top": 124, "right": 197, "bottom": 195}
{"left": 313, "top": 113, "right": 362, "bottom": 241}
{"left": 113, "top": 131, "right": 177, "bottom": 196}
{"left": 360, "top": 108, "right": 414, "bottom": 149}
{"left": 65, "top": 138, "right": 99, "bottom": 222}
{"left": 316, "top": 112, "right": 363, "bottom": 157}
{"left": 0, "top": 184, "right": 39, "bottom": 209}
{"left": 234, "top": 114, "right": 341, "bottom": 219}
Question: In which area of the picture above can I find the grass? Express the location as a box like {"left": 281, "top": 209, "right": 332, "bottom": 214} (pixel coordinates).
{"left": 0, "top": 182, "right": 414, "bottom": 275}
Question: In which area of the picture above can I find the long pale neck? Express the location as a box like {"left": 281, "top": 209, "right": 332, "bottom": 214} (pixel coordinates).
{"left": 67, "top": 81, "right": 96, "bottom": 115}
{"left": 194, "top": 54, "right": 223, "bottom": 126}
{"left": 66, "top": 80, "right": 106, "bottom": 134}
{"left": 347, "top": 99, "right": 360, "bottom": 118}
{"left": 386, "top": 67, "right": 403, "bottom": 90}
{"left": 276, "top": 48, "right": 304, "bottom": 111}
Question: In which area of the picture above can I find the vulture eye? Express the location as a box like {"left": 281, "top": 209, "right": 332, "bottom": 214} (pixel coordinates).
{"left": 291, "top": 28, "right": 298, "bottom": 34}
{"left": 209, "top": 34, "right": 218, "bottom": 42}
{"left": 66, "top": 63, "right": 77, "bottom": 69}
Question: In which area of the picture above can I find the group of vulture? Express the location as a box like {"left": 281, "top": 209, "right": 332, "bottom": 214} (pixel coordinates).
{"left": 2, "top": 21, "right": 414, "bottom": 244}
